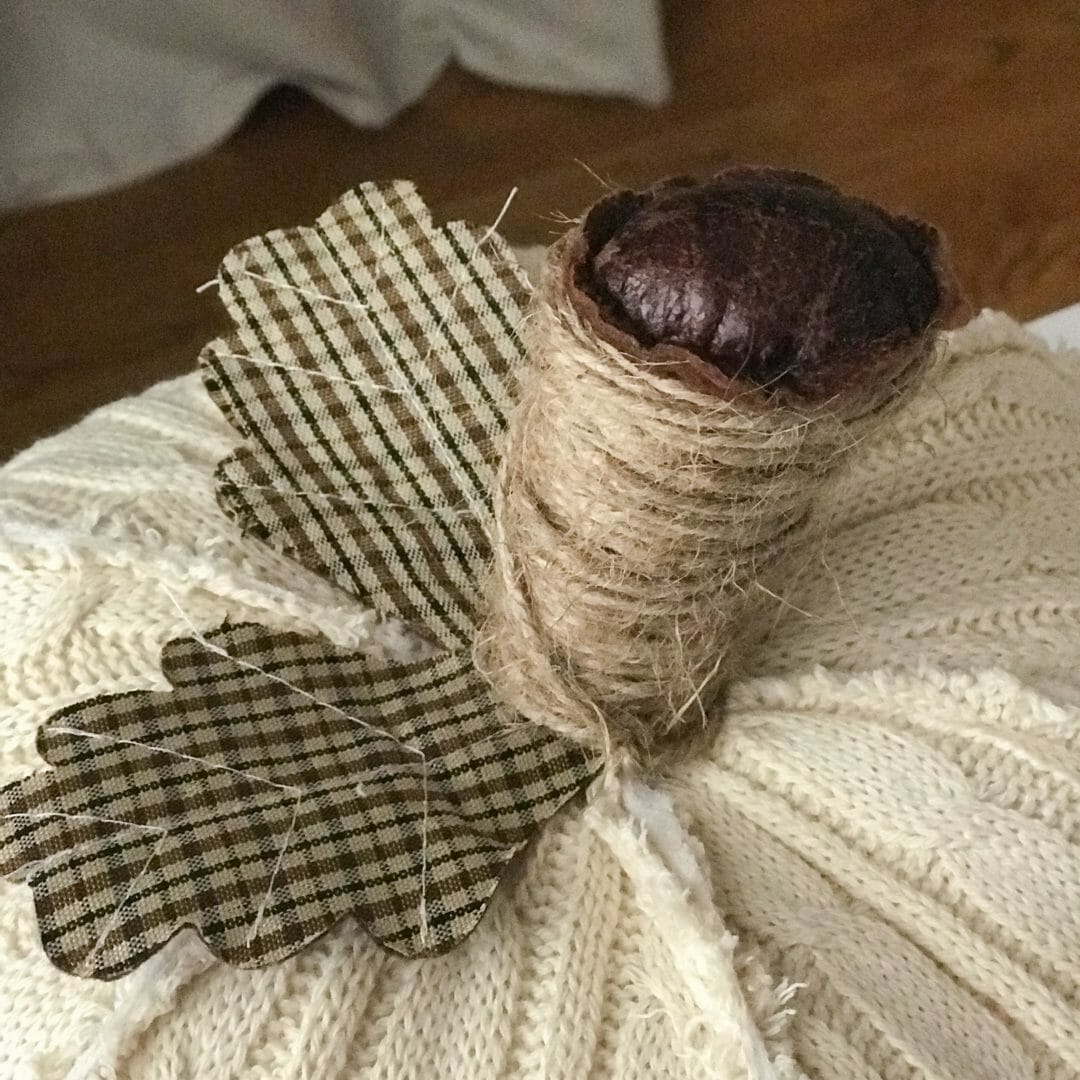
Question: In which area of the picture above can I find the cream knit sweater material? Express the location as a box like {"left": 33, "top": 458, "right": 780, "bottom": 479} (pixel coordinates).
{"left": 1, "top": 311, "right": 1079, "bottom": 1079}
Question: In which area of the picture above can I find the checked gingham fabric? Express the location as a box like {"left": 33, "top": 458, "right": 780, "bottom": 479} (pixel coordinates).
{"left": 0, "top": 626, "right": 591, "bottom": 979}
{"left": 203, "top": 180, "right": 527, "bottom": 650}
{"left": 0, "top": 183, "right": 598, "bottom": 980}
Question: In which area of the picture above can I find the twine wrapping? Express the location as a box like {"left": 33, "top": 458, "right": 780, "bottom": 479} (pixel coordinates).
{"left": 479, "top": 178, "right": 957, "bottom": 760}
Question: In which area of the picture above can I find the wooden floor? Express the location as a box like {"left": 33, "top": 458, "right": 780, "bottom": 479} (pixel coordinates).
{"left": 2, "top": 1, "right": 1079, "bottom": 460}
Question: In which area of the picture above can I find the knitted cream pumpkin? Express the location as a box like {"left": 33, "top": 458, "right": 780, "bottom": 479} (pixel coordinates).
{"left": 0, "top": 175, "right": 1078, "bottom": 1079}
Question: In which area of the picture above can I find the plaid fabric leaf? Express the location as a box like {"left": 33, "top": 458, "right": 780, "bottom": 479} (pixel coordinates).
{"left": 0, "top": 624, "right": 593, "bottom": 980}
{"left": 0, "top": 183, "right": 600, "bottom": 982}
{"left": 201, "top": 181, "right": 529, "bottom": 650}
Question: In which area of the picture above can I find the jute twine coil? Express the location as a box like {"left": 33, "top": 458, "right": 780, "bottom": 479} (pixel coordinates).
{"left": 477, "top": 236, "right": 937, "bottom": 762}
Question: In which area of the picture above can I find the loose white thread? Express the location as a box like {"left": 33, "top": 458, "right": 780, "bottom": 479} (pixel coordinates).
{"left": 2, "top": 813, "right": 166, "bottom": 884}
{"left": 471, "top": 186, "right": 518, "bottom": 253}
{"left": 78, "top": 829, "right": 170, "bottom": 976}
{"left": 247, "top": 789, "right": 303, "bottom": 947}
{"left": 234, "top": 267, "right": 382, "bottom": 314}
{"left": 208, "top": 350, "right": 403, "bottom": 397}
{"left": 573, "top": 159, "right": 618, "bottom": 193}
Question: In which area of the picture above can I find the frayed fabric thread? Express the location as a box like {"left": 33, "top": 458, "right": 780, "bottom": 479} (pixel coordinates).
{"left": 587, "top": 773, "right": 804, "bottom": 1079}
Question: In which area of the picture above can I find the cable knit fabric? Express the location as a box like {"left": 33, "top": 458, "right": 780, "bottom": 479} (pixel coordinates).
{"left": 1, "top": 310, "right": 1079, "bottom": 1078}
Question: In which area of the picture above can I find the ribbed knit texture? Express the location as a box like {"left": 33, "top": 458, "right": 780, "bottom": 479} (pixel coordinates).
{"left": 1, "top": 310, "right": 1079, "bottom": 1078}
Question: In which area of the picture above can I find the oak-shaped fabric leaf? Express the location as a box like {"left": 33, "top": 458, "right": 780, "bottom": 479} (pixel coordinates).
{"left": 202, "top": 180, "right": 528, "bottom": 650}
{"left": 0, "top": 624, "right": 592, "bottom": 980}
{"left": 0, "top": 182, "right": 600, "bottom": 981}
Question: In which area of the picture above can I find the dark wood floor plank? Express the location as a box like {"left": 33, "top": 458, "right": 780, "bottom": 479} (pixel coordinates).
{"left": 2, "top": 1, "right": 1078, "bottom": 459}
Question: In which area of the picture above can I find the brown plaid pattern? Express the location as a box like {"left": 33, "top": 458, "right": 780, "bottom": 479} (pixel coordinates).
{"left": 202, "top": 181, "right": 529, "bottom": 650}
{"left": 0, "top": 625, "right": 593, "bottom": 980}
{"left": 0, "top": 183, "right": 599, "bottom": 982}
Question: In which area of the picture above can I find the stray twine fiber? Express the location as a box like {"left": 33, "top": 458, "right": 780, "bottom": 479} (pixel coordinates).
{"left": 477, "top": 243, "right": 934, "bottom": 763}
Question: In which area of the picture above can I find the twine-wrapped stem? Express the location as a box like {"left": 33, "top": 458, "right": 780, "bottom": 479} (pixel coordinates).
{"left": 477, "top": 171, "right": 958, "bottom": 760}
{"left": 479, "top": 276, "right": 862, "bottom": 759}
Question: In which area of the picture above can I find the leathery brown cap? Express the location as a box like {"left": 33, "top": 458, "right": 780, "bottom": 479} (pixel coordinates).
{"left": 565, "top": 166, "right": 965, "bottom": 405}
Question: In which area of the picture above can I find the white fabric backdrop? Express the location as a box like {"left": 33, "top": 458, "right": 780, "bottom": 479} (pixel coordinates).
{"left": 0, "top": 1, "right": 669, "bottom": 210}
{"left": 1027, "top": 302, "right": 1080, "bottom": 350}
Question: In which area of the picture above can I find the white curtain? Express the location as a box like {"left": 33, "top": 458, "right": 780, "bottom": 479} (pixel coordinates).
{"left": 0, "top": 0, "right": 669, "bottom": 210}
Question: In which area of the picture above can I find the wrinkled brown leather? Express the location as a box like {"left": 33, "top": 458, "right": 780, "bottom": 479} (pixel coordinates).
{"left": 574, "top": 166, "right": 963, "bottom": 403}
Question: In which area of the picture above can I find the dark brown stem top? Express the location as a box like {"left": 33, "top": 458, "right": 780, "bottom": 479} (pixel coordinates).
{"left": 569, "top": 166, "right": 964, "bottom": 403}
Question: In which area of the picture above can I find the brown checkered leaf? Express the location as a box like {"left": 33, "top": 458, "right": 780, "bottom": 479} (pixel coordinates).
{"left": 200, "top": 182, "right": 530, "bottom": 649}
{"left": 0, "top": 624, "right": 595, "bottom": 980}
